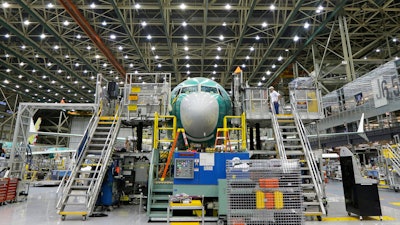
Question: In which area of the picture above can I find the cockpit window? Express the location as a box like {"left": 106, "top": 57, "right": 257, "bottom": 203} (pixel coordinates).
{"left": 180, "top": 86, "right": 198, "bottom": 94}
{"left": 201, "top": 86, "right": 219, "bottom": 94}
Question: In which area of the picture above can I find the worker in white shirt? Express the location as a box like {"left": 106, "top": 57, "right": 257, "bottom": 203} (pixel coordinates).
{"left": 269, "top": 86, "right": 281, "bottom": 114}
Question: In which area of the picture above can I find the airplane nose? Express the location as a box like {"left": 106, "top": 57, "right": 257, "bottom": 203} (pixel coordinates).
{"left": 180, "top": 92, "right": 219, "bottom": 139}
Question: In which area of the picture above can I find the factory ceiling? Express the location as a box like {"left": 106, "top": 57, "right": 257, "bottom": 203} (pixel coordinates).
{"left": 0, "top": 0, "right": 399, "bottom": 104}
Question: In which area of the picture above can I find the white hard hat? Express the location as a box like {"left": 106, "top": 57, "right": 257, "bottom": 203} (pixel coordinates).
{"left": 268, "top": 86, "right": 274, "bottom": 90}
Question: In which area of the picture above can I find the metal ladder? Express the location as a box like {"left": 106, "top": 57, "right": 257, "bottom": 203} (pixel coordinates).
{"left": 271, "top": 101, "right": 326, "bottom": 219}
{"left": 56, "top": 103, "right": 122, "bottom": 221}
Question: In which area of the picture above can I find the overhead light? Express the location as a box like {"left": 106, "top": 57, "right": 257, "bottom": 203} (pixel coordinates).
{"left": 186, "top": 64, "right": 190, "bottom": 68}
{"left": 216, "top": 55, "right": 220, "bottom": 60}
{"left": 103, "top": 63, "right": 107, "bottom": 67}
{"left": 102, "top": 21, "right": 107, "bottom": 26}
{"left": 262, "top": 22, "right": 267, "bottom": 28}
{"left": 23, "top": 20, "right": 30, "bottom": 26}
{"left": 134, "top": 3, "right": 141, "bottom": 9}
{"left": 184, "top": 46, "right": 189, "bottom": 51}
{"left": 40, "top": 33, "right": 46, "bottom": 39}
{"left": 124, "top": 55, "right": 128, "bottom": 59}
{"left": 246, "top": 56, "right": 250, "bottom": 60}
{"left": 15, "top": 85, "right": 20, "bottom": 88}
{"left": 158, "top": 63, "right": 162, "bottom": 68}
{"left": 255, "top": 35, "right": 260, "bottom": 40}
{"left": 5, "top": 33, "right": 10, "bottom": 38}
{"left": 242, "top": 64, "right": 246, "bottom": 68}
{"left": 75, "top": 63, "right": 80, "bottom": 67}
{"left": 222, "top": 22, "right": 227, "bottom": 26}
{"left": 258, "top": 82, "right": 262, "bottom": 86}
{"left": 86, "top": 46, "right": 91, "bottom": 50}
{"left": 182, "top": 21, "right": 187, "bottom": 27}
{"left": 270, "top": 4, "right": 275, "bottom": 10}
{"left": 54, "top": 45, "right": 59, "bottom": 50}
{"left": 2, "top": 2, "right": 10, "bottom": 8}
{"left": 76, "top": 34, "right": 82, "bottom": 39}
{"left": 278, "top": 56, "right": 283, "bottom": 61}
{"left": 39, "top": 85, "right": 43, "bottom": 88}
{"left": 217, "top": 46, "right": 221, "bottom": 51}
{"left": 214, "top": 64, "right": 218, "bottom": 68}
{"left": 147, "top": 34, "right": 152, "bottom": 40}
{"left": 90, "top": 3, "right": 96, "bottom": 8}
{"left": 6, "top": 69, "right": 10, "bottom": 73}
{"left": 262, "top": 76, "right": 266, "bottom": 81}
{"left": 316, "top": 5, "right": 323, "bottom": 13}
{"left": 219, "top": 35, "right": 224, "bottom": 41}
{"left": 293, "top": 35, "right": 300, "bottom": 42}
{"left": 213, "top": 71, "right": 216, "bottom": 74}
{"left": 110, "top": 34, "right": 116, "bottom": 39}
{"left": 304, "top": 22, "right": 310, "bottom": 29}
{"left": 225, "top": 4, "right": 231, "bottom": 10}
{"left": 183, "top": 35, "right": 188, "bottom": 40}
{"left": 3, "top": 80, "right": 9, "bottom": 84}
{"left": 118, "top": 46, "right": 123, "bottom": 51}
{"left": 180, "top": 3, "right": 186, "bottom": 10}
{"left": 63, "top": 20, "right": 70, "bottom": 26}
{"left": 129, "top": 63, "right": 134, "bottom": 68}
{"left": 185, "top": 55, "right": 189, "bottom": 59}
{"left": 155, "top": 55, "right": 159, "bottom": 59}
{"left": 141, "top": 21, "right": 147, "bottom": 27}
{"left": 272, "top": 64, "right": 276, "bottom": 69}
{"left": 151, "top": 46, "right": 156, "bottom": 51}
{"left": 250, "top": 47, "right": 254, "bottom": 51}
{"left": 57, "top": 69, "right": 62, "bottom": 73}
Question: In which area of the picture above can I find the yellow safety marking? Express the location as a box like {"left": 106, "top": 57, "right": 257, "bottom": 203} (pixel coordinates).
{"left": 59, "top": 211, "right": 88, "bottom": 216}
{"left": 390, "top": 202, "right": 400, "bottom": 206}
{"left": 128, "top": 104, "right": 138, "bottom": 111}
{"left": 170, "top": 222, "right": 199, "bottom": 225}
{"left": 99, "top": 116, "right": 118, "bottom": 120}
{"left": 131, "top": 87, "right": 141, "bottom": 92}
{"left": 322, "top": 216, "right": 395, "bottom": 221}
{"left": 129, "top": 94, "right": 138, "bottom": 101}
{"left": 378, "top": 185, "right": 390, "bottom": 189}
{"left": 304, "top": 212, "right": 322, "bottom": 216}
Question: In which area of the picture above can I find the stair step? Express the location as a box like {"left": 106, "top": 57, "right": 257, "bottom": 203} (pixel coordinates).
{"left": 71, "top": 186, "right": 89, "bottom": 190}
{"left": 303, "top": 201, "right": 322, "bottom": 206}
{"left": 153, "top": 188, "right": 173, "bottom": 193}
{"left": 62, "top": 202, "right": 87, "bottom": 206}
{"left": 279, "top": 125, "right": 296, "bottom": 129}
{"left": 67, "top": 193, "right": 87, "bottom": 197}
{"left": 152, "top": 195, "right": 170, "bottom": 201}
{"left": 285, "top": 151, "right": 303, "bottom": 156}
{"left": 150, "top": 202, "right": 169, "bottom": 209}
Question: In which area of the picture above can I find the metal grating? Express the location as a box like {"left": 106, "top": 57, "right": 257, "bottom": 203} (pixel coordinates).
{"left": 226, "top": 159, "right": 304, "bottom": 225}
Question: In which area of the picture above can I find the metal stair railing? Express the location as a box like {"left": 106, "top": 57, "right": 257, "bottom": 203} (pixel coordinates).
{"left": 385, "top": 144, "right": 400, "bottom": 177}
{"left": 85, "top": 99, "right": 123, "bottom": 215}
{"left": 290, "top": 95, "right": 326, "bottom": 215}
{"left": 146, "top": 147, "right": 157, "bottom": 217}
{"left": 270, "top": 102, "right": 287, "bottom": 161}
{"left": 56, "top": 104, "right": 102, "bottom": 211}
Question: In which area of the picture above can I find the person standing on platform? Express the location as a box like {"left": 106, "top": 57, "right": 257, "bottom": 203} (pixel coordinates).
{"left": 269, "top": 86, "right": 281, "bottom": 114}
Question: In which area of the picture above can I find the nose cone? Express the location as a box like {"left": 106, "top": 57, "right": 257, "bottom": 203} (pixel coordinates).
{"left": 180, "top": 92, "right": 219, "bottom": 139}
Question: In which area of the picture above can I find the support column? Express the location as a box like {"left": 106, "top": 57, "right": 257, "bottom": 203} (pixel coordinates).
{"left": 255, "top": 123, "right": 261, "bottom": 150}
{"left": 249, "top": 126, "right": 254, "bottom": 150}
{"left": 339, "top": 16, "right": 356, "bottom": 81}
